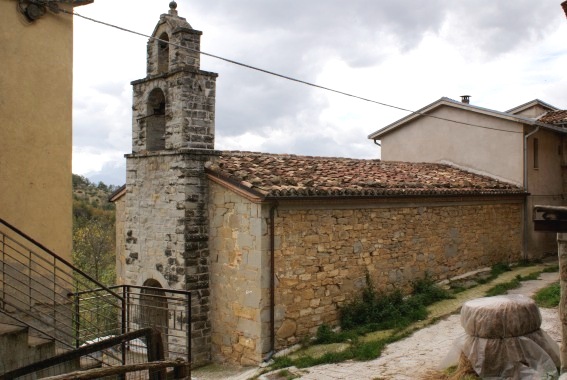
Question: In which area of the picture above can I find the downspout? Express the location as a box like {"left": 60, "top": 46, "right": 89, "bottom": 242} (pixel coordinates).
{"left": 264, "top": 202, "right": 278, "bottom": 362}
{"left": 373, "top": 139, "right": 381, "bottom": 147}
{"left": 523, "top": 126, "right": 540, "bottom": 260}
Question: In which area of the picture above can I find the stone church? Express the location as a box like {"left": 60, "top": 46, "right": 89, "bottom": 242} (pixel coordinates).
{"left": 113, "top": 3, "right": 527, "bottom": 365}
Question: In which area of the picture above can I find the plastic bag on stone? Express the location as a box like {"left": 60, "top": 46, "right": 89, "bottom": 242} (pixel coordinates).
{"left": 441, "top": 332, "right": 559, "bottom": 379}
{"left": 461, "top": 295, "right": 542, "bottom": 338}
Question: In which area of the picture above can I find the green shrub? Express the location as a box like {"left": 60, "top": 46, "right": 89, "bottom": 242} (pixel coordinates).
{"left": 491, "top": 263, "right": 512, "bottom": 277}
{"left": 411, "top": 275, "right": 453, "bottom": 306}
{"left": 339, "top": 272, "right": 451, "bottom": 332}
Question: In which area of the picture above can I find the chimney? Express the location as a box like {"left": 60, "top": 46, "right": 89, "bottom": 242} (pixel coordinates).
{"left": 562, "top": 1, "right": 567, "bottom": 18}
{"left": 460, "top": 95, "right": 471, "bottom": 104}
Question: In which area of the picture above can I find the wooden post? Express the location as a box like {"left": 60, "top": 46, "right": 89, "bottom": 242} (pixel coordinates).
{"left": 147, "top": 328, "right": 166, "bottom": 380}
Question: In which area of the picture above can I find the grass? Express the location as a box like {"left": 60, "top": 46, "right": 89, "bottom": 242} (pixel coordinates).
{"left": 534, "top": 281, "right": 560, "bottom": 308}
{"left": 272, "top": 332, "right": 411, "bottom": 370}
{"left": 484, "top": 272, "right": 542, "bottom": 297}
{"left": 276, "top": 369, "right": 299, "bottom": 380}
{"left": 542, "top": 265, "right": 559, "bottom": 273}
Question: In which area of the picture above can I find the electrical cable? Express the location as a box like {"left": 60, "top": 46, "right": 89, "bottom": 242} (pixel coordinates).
{"left": 62, "top": 9, "right": 532, "bottom": 135}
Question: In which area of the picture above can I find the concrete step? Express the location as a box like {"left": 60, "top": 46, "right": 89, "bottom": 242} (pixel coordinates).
{"left": 0, "top": 322, "right": 56, "bottom": 375}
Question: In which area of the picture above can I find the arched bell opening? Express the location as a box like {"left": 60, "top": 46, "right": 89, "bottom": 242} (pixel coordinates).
{"left": 146, "top": 88, "right": 166, "bottom": 151}
{"left": 157, "top": 32, "right": 170, "bottom": 74}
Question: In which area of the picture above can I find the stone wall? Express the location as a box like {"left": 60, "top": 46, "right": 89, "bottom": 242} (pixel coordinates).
{"left": 207, "top": 183, "right": 523, "bottom": 364}
{"left": 208, "top": 181, "right": 271, "bottom": 365}
{"left": 131, "top": 70, "right": 217, "bottom": 153}
{"left": 147, "top": 13, "right": 202, "bottom": 76}
{"left": 124, "top": 150, "right": 217, "bottom": 365}
{"left": 273, "top": 199, "right": 523, "bottom": 347}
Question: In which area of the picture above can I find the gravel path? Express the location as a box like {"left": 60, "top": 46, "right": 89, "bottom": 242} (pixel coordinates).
{"left": 296, "top": 272, "right": 560, "bottom": 380}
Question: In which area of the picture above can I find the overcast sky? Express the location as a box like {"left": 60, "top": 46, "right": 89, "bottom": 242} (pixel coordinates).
{"left": 72, "top": 0, "right": 567, "bottom": 186}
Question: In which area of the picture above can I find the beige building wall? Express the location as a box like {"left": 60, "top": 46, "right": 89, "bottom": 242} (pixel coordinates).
{"left": 512, "top": 104, "right": 551, "bottom": 119}
{"left": 0, "top": 2, "right": 74, "bottom": 259}
{"left": 208, "top": 182, "right": 271, "bottom": 365}
{"left": 525, "top": 128, "right": 565, "bottom": 255}
{"left": 380, "top": 106, "right": 525, "bottom": 186}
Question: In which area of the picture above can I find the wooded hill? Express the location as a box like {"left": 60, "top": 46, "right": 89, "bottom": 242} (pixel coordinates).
{"left": 72, "top": 174, "right": 117, "bottom": 285}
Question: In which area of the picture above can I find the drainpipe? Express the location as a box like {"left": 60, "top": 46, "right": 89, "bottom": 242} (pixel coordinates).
{"left": 523, "top": 126, "right": 540, "bottom": 260}
{"left": 373, "top": 139, "right": 381, "bottom": 147}
{"left": 264, "top": 203, "right": 278, "bottom": 362}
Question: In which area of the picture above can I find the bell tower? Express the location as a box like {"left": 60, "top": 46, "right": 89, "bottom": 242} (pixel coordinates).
{"left": 123, "top": 2, "right": 219, "bottom": 365}
{"left": 131, "top": 1, "right": 216, "bottom": 152}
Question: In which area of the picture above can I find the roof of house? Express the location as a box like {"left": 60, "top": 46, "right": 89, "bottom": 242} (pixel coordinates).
{"left": 538, "top": 110, "right": 567, "bottom": 125}
{"left": 108, "top": 184, "right": 126, "bottom": 203}
{"left": 72, "top": 0, "right": 94, "bottom": 6}
{"left": 205, "top": 151, "right": 525, "bottom": 201}
{"left": 505, "top": 99, "right": 559, "bottom": 115}
{"left": 368, "top": 97, "right": 566, "bottom": 140}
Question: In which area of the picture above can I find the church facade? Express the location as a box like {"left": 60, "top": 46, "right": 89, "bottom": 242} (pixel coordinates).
{"left": 115, "top": 4, "right": 527, "bottom": 366}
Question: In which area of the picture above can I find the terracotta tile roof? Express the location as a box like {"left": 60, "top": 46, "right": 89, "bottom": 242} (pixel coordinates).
{"left": 206, "top": 151, "right": 524, "bottom": 199}
{"left": 539, "top": 110, "right": 567, "bottom": 125}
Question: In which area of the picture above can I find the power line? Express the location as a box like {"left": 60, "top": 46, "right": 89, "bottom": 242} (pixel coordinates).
{"left": 64, "top": 9, "right": 529, "bottom": 135}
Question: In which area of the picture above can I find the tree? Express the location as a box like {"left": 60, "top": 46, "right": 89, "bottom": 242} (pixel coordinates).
{"left": 73, "top": 215, "right": 115, "bottom": 285}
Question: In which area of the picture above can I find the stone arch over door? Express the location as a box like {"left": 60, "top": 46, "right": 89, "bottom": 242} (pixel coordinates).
{"left": 140, "top": 278, "right": 169, "bottom": 356}
{"left": 146, "top": 88, "right": 166, "bottom": 151}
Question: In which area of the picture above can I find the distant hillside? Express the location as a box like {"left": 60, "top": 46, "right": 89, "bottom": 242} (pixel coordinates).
{"left": 72, "top": 174, "right": 117, "bottom": 212}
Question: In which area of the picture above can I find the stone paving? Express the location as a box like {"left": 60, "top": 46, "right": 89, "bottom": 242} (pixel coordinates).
{"left": 192, "top": 262, "right": 560, "bottom": 380}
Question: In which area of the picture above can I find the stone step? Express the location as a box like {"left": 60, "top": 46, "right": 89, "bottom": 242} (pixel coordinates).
{"left": 0, "top": 322, "right": 56, "bottom": 375}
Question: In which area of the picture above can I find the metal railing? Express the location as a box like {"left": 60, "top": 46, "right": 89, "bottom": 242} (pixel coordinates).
{"left": 0, "top": 218, "right": 192, "bottom": 376}
{"left": 0, "top": 218, "right": 124, "bottom": 361}
{"left": 74, "top": 285, "right": 192, "bottom": 364}
{"left": 0, "top": 327, "right": 190, "bottom": 380}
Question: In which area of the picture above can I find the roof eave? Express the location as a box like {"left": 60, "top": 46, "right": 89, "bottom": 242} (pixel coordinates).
{"left": 71, "top": 0, "right": 94, "bottom": 7}
{"left": 368, "top": 98, "right": 562, "bottom": 140}
{"left": 206, "top": 171, "right": 267, "bottom": 203}
{"left": 505, "top": 99, "right": 560, "bottom": 114}
{"left": 108, "top": 184, "right": 126, "bottom": 202}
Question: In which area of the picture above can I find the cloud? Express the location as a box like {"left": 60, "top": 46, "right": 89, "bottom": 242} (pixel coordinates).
{"left": 72, "top": 0, "right": 567, "bottom": 186}
{"left": 84, "top": 161, "right": 126, "bottom": 187}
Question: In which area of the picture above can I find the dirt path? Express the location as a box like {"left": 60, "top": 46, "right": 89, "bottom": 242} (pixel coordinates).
{"left": 192, "top": 270, "right": 560, "bottom": 380}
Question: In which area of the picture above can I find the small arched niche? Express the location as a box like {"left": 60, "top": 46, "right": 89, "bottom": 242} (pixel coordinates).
{"left": 146, "top": 88, "right": 166, "bottom": 151}
{"left": 157, "top": 32, "right": 169, "bottom": 74}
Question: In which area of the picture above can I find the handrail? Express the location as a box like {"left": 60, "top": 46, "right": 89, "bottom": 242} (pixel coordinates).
{"left": 0, "top": 216, "right": 126, "bottom": 372}
{"left": 0, "top": 217, "right": 123, "bottom": 301}
{"left": 74, "top": 284, "right": 191, "bottom": 297}
{"left": 0, "top": 217, "right": 192, "bottom": 377}
{"left": 0, "top": 328, "right": 166, "bottom": 380}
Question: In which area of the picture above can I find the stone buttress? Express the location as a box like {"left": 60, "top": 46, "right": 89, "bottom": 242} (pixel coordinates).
{"left": 123, "top": 3, "right": 218, "bottom": 365}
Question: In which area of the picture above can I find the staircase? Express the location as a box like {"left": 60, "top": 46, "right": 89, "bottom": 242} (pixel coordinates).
{"left": 0, "top": 217, "right": 192, "bottom": 379}
{"left": 0, "top": 323, "right": 77, "bottom": 377}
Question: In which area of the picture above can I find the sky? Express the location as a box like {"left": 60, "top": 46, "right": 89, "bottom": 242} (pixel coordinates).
{"left": 72, "top": 0, "right": 567, "bottom": 186}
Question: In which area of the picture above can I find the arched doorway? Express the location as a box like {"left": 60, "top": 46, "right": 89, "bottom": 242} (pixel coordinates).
{"left": 139, "top": 279, "right": 169, "bottom": 356}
